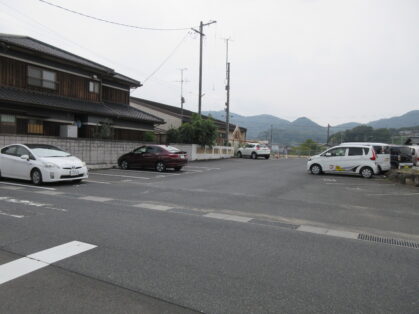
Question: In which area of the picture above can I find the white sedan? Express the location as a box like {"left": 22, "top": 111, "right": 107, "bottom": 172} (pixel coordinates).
{"left": 0, "top": 144, "right": 88, "bottom": 185}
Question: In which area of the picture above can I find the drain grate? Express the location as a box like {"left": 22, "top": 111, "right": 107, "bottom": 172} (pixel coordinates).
{"left": 358, "top": 233, "right": 419, "bottom": 249}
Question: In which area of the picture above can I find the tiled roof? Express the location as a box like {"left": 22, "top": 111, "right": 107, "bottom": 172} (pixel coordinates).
{"left": 0, "top": 86, "right": 163, "bottom": 124}
{"left": 130, "top": 97, "right": 246, "bottom": 132}
{"left": 0, "top": 34, "right": 141, "bottom": 86}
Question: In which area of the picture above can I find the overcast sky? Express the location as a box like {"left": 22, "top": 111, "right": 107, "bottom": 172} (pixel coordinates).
{"left": 1, "top": 0, "right": 418, "bottom": 126}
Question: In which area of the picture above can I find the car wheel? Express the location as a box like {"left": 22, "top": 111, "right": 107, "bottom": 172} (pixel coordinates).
{"left": 155, "top": 161, "right": 166, "bottom": 172}
{"left": 310, "top": 164, "right": 322, "bottom": 175}
{"left": 120, "top": 160, "right": 129, "bottom": 170}
{"left": 251, "top": 152, "right": 257, "bottom": 159}
{"left": 174, "top": 166, "right": 182, "bottom": 171}
{"left": 31, "top": 169, "right": 43, "bottom": 185}
{"left": 360, "top": 166, "right": 373, "bottom": 179}
{"left": 265, "top": 155, "right": 270, "bottom": 159}
{"left": 237, "top": 151, "right": 242, "bottom": 158}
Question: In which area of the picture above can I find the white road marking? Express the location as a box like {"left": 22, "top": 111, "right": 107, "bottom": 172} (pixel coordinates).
{"left": 0, "top": 186, "right": 24, "bottom": 190}
{"left": 133, "top": 203, "right": 173, "bottom": 211}
{"left": 0, "top": 197, "right": 49, "bottom": 207}
{"left": 185, "top": 166, "right": 220, "bottom": 170}
{"left": 183, "top": 169, "right": 203, "bottom": 173}
{"left": 0, "top": 211, "right": 24, "bottom": 219}
{"left": 108, "top": 169, "right": 180, "bottom": 176}
{"left": 84, "top": 180, "right": 111, "bottom": 184}
{"left": 367, "top": 193, "right": 419, "bottom": 196}
{"left": 0, "top": 241, "right": 96, "bottom": 285}
{"left": 0, "top": 182, "right": 56, "bottom": 190}
{"left": 90, "top": 173, "right": 150, "bottom": 180}
{"left": 35, "top": 191, "right": 65, "bottom": 196}
{"left": 204, "top": 213, "right": 253, "bottom": 223}
{"left": 79, "top": 196, "right": 113, "bottom": 202}
{"left": 297, "top": 225, "right": 359, "bottom": 239}
{"left": 323, "top": 178, "right": 337, "bottom": 182}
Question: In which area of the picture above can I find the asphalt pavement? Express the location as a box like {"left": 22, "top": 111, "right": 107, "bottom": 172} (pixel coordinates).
{"left": 0, "top": 158, "right": 418, "bottom": 313}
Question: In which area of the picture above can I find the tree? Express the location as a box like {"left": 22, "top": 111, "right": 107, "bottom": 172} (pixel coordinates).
{"left": 143, "top": 131, "right": 155, "bottom": 142}
{"left": 169, "top": 114, "right": 218, "bottom": 146}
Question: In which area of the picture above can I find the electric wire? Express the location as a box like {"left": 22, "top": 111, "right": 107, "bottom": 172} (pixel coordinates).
{"left": 38, "top": 0, "right": 192, "bottom": 31}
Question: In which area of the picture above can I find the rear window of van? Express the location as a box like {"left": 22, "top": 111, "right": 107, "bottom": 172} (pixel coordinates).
{"left": 373, "top": 146, "right": 390, "bottom": 154}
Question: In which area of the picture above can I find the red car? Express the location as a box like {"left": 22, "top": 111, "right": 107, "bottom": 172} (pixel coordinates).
{"left": 117, "top": 145, "right": 188, "bottom": 172}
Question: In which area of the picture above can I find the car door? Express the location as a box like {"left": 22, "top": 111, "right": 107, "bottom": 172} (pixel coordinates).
{"left": 142, "top": 146, "right": 159, "bottom": 168}
{"left": 130, "top": 146, "right": 147, "bottom": 168}
{"left": 13, "top": 146, "right": 34, "bottom": 179}
{"left": 244, "top": 144, "right": 254, "bottom": 156}
{"left": 345, "top": 147, "right": 365, "bottom": 173}
{"left": 0, "top": 145, "right": 18, "bottom": 178}
{"left": 322, "top": 147, "right": 347, "bottom": 173}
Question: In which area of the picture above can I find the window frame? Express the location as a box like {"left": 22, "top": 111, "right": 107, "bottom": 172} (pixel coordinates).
{"left": 27, "top": 65, "right": 57, "bottom": 90}
{"left": 89, "top": 81, "right": 100, "bottom": 94}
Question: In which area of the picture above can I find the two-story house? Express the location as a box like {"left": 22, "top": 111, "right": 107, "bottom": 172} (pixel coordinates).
{"left": 130, "top": 97, "right": 247, "bottom": 145}
{"left": 0, "top": 34, "right": 163, "bottom": 141}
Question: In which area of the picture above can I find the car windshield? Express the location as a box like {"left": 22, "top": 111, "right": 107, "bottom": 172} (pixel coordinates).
{"left": 26, "top": 144, "right": 71, "bottom": 157}
{"left": 165, "top": 146, "right": 181, "bottom": 153}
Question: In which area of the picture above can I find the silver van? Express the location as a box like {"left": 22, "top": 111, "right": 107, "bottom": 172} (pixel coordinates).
{"left": 339, "top": 142, "right": 390, "bottom": 172}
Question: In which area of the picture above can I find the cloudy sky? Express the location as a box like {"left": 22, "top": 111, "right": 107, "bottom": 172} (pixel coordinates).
{"left": 1, "top": 0, "right": 418, "bottom": 126}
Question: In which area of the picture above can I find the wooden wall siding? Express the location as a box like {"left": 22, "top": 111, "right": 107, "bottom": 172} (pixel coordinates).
{"left": 102, "top": 86, "right": 129, "bottom": 104}
{"left": 0, "top": 56, "right": 100, "bottom": 102}
{"left": 0, "top": 56, "right": 26, "bottom": 88}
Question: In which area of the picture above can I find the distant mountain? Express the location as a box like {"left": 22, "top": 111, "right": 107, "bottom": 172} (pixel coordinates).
{"left": 368, "top": 110, "right": 419, "bottom": 129}
{"left": 203, "top": 109, "right": 419, "bottom": 145}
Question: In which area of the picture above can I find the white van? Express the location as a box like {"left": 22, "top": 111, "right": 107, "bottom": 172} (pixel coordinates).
{"left": 307, "top": 145, "right": 380, "bottom": 178}
{"left": 339, "top": 142, "right": 390, "bottom": 172}
{"left": 410, "top": 145, "right": 419, "bottom": 166}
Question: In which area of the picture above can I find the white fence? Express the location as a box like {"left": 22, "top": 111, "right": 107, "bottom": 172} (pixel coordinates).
{"left": 0, "top": 134, "right": 234, "bottom": 167}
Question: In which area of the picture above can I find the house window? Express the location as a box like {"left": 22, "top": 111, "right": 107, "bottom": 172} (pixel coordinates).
{"left": 27, "top": 119, "right": 43, "bottom": 134}
{"left": 27, "top": 66, "right": 56, "bottom": 90}
{"left": 89, "top": 81, "right": 100, "bottom": 93}
{"left": 0, "top": 114, "right": 16, "bottom": 133}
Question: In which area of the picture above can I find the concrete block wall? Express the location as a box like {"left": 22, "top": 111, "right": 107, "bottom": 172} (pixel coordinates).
{"left": 0, "top": 135, "right": 234, "bottom": 168}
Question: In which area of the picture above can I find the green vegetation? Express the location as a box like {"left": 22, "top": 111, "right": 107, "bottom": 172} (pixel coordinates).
{"left": 329, "top": 125, "right": 419, "bottom": 145}
{"left": 167, "top": 114, "right": 218, "bottom": 147}
{"left": 289, "top": 139, "right": 324, "bottom": 156}
{"left": 143, "top": 131, "right": 156, "bottom": 142}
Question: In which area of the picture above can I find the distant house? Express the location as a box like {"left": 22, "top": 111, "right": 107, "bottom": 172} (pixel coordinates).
{"left": 405, "top": 137, "right": 419, "bottom": 145}
{"left": 0, "top": 34, "right": 163, "bottom": 141}
{"left": 130, "top": 97, "right": 247, "bottom": 144}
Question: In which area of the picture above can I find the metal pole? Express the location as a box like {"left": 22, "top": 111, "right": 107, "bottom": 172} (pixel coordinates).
{"left": 225, "top": 62, "right": 230, "bottom": 145}
{"left": 198, "top": 21, "right": 203, "bottom": 115}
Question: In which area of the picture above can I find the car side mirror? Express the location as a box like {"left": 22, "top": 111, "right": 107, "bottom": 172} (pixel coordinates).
{"left": 325, "top": 152, "right": 332, "bottom": 157}
{"left": 20, "top": 154, "right": 29, "bottom": 160}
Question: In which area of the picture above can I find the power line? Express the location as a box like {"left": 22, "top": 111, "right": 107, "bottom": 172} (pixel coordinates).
{"left": 38, "top": 0, "right": 192, "bottom": 31}
{"left": 143, "top": 32, "right": 191, "bottom": 83}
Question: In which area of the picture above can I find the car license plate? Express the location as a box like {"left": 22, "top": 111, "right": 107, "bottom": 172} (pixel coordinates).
{"left": 70, "top": 169, "right": 79, "bottom": 176}
{"left": 180, "top": 155, "right": 185, "bottom": 159}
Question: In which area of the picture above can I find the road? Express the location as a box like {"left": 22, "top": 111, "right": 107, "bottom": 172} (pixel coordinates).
{"left": 0, "top": 158, "right": 418, "bottom": 313}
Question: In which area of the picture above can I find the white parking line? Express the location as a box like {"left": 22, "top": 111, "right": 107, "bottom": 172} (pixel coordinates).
{"left": 108, "top": 169, "right": 181, "bottom": 176}
{"left": 185, "top": 166, "right": 220, "bottom": 170}
{"left": 204, "top": 213, "right": 253, "bottom": 223}
{"left": 0, "top": 182, "right": 56, "bottom": 190}
{"left": 0, "top": 186, "right": 24, "bottom": 190}
{"left": 0, "top": 211, "right": 24, "bottom": 219}
{"left": 0, "top": 241, "right": 97, "bottom": 285}
{"left": 78, "top": 196, "right": 113, "bottom": 202}
{"left": 90, "top": 173, "right": 150, "bottom": 180}
{"left": 133, "top": 203, "right": 174, "bottom": 211}
{"left": 297, "top": 225, "right": 359, "bottom": 239}
{"left": 367, "top": 193, "right": 419, "bottom": 196}
{"left": 35, "top": 191, "right": 65, "bottom": 196}
{"left": 84, "top": 180, "right": 111, "bottom": 185}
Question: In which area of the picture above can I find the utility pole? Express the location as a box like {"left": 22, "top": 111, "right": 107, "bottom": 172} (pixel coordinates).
{"left": 224, "top": 37, "right": 231, "bottom": 146}
{"left": 192, "top": 20, "right": 216, "bottom": 116}
{"left": 179, "top": 68, "right": 187, "bottom": 122}
{"left": 270, "top": 125, "right": 273, "bottom": 145}
{"left": 327, "top": 124, "right": 331, "bottom": 145}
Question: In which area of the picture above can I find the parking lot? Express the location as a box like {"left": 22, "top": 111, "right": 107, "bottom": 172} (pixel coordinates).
{"left": 1, "top": 157, "right": 418, "bottom": 313}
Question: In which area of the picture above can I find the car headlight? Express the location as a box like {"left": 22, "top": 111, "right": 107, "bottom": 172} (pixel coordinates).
{"left": 81, "top": 161, "right": 86, "bottom": 167}
{"left": 43, "top": 162, "right": 59, "bottom": 169}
